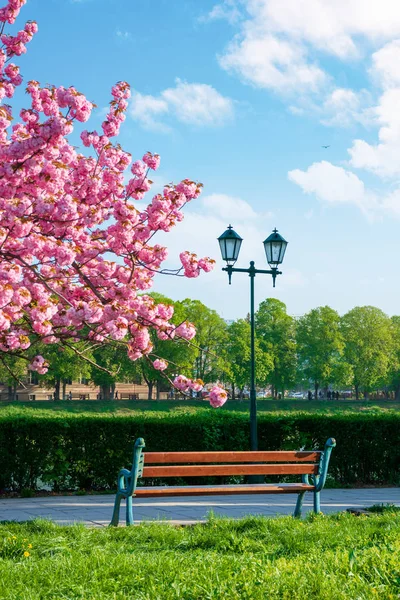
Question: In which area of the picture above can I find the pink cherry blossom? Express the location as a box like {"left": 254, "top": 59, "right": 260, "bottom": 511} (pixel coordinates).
{"left": 29, "top": 354, "right": 49, "bottom": 374}
{"left": 0, "top": 0, "right": 228, "bottom": 407}
{"left": 175, "top": 321, "right": 196, "bottom": 341}
{"left": 208, "top": 386, "right": 228, "bottom": 408}
{"left": 153, "top": 358, "right": 168, "bottom": 371}
{"left": 173, "top": 375, "right": 190, "bottom": 392}
{"left": 143, "top": 151, "right": 160, "bottom": 171}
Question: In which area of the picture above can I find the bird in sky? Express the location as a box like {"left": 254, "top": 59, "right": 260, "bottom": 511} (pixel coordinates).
{"left": 321, "top": 145, "right": 330, "bottom": 148}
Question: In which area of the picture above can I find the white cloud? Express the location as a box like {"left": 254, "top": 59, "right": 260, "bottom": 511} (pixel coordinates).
{"left": 130, "top": 93, "right": 170, "bottom": 133}
{"left": 199, "top": 0, "right": 242, "bottom": 24}
{"left": 288, "top": 161, "right": 379, "bottom": 218}
{"left": 348, "top": 88, "right": 400, "bottom": 177}
{"left": 202, "top": 194, "right": 258, "bottom": 220}
{"left": 214, "top": 0, "right": 400, "bottom": 97}
{"left": 220, "top": 34, "right": 327, "bottom": 94}
{"left": 370, "top": 40, "right": 400, "bottom": 88}
{"left": 130, "top": 80, "right": 234, "bottom": 131}
{"left": 321, "top": 88, "right": 371, "bottom": 127}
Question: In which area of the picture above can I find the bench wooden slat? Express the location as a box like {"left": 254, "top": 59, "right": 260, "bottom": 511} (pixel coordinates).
{"left": 134, "top": 483, "right": 315, "bottom": 497}
{"left": 143, "top": 451, "right": 321, "bottom": 464}
{"left": 142, "top": 464, "right": 319, "bottom": 477}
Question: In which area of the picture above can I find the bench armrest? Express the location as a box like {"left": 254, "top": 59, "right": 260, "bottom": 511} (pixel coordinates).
{"left": 117, "top": 468, "right": 132, "bottom": 494}
{"left": 315, "top": 438, "right": 336, "bottom": 492}
{"left": 116, "top": 438, "right": 146, "bottom": 496}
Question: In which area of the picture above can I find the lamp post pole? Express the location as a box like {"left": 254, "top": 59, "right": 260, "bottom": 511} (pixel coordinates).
{"left": 249, "top": 263, "right": 256, "bottom": 451}
{"left": 219, "top": 227, "right": 288, "bottom": 452}
{"left": 223, "top": 262, "right": 281, "bottom": 451}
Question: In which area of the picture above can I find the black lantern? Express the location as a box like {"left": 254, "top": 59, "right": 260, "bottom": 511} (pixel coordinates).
{"left": 263, "top": 228, "right": 288, "bottom": 269}
{"left": 218, "top": 225, "right": 243, "bottom": 266}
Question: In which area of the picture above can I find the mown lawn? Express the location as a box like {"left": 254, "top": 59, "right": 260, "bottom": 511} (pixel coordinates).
{"left": 0, "top": 511, "right": 399, "bottom": 599}
{"left": 1, "top": 398, "right": 399, "bottom": 416}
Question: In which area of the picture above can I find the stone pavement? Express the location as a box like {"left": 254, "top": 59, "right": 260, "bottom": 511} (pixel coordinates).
{"left": 0, "top": 488, "right": 398, "bottom": 527}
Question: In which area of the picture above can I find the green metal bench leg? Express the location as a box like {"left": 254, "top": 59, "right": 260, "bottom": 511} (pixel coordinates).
{"left": 294, "top": 492, "right": 305, "bottom": 517}
{"left": 126, "top": 495, "right": 134, "bottom": 526}
{"left": 313, "top": 491, "right": 321, "bottom": 514}
{"left": 110, "top": 493, "right": 122, "bottom": 526}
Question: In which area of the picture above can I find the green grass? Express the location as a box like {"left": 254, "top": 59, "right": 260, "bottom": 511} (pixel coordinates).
{"left": 1, "top": 397, "right": 399, "bottom": 417}
{"left": 0, "top": 513, "right": 399, "bottom": 599}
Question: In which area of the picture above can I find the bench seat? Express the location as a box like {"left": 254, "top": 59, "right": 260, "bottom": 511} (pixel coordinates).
{"left": 134, "top": 483, "right": 315, "bottom": 497}
{"left": 110, "top": 437, "right": 336, "bottom": 526}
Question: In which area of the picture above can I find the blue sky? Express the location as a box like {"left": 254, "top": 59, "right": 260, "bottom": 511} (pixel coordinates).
{"left": 11, "top": 0, "right": 400, "bottom": 319}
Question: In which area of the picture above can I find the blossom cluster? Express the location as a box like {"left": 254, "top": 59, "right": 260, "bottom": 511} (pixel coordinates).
{"left": 0, "top": 1, "right": 225, "bottom": 407}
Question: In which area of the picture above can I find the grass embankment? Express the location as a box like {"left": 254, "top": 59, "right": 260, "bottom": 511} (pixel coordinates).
{"left": 0, "top": 511, "right": 399, "bottom": 599}
{"left": 1, "top": 398, "right": 399, "bottom": 415}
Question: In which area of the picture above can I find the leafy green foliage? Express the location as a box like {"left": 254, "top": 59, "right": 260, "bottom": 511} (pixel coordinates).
{"left": 223, "top": 319, "right": 272, "bottom": 395}
{"left": 0, "top": 514, "right": 399, "bottom": 599}
{"left": 37, "top": 344, "right": 92, "bottom": 400}
{"left": 178, "top": 298, "right": 228, "bottom": 383}
{"left": 341, "top": 306, "right": 393, "bottom": 398}
{"left": 296, "top": 306, "right": 347, "bottom": 395}
{"left": 138, "top": 294, "right": 198, "bottom": 397}
{"left": 256, "top": 298, "right": 297, "bottom": 396}
{"left": 0, "top": 406, "right": 398, "bottom": 491}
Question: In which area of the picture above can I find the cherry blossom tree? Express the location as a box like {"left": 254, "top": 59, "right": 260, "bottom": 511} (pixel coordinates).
{"left": 0, "top": 0, "right": 227, "bottom": 407}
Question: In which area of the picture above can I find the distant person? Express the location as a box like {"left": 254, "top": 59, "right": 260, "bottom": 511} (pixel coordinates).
{"left": 327, "top": 390, "right": 331, "bottom": 400}
{"left": 319, "top": 391, "right": 322, "bottom": 399}
{"left": 115, "top": 391, "right": 119, "bottom": 400}
{"left": 307, "top": 390, "right": 312, "bottom": 401}
{"left": 68, "top": 391, "right": 72, "bottom": 401}
{"left": 336, "top": 391, "right": 340, "bottom": 400}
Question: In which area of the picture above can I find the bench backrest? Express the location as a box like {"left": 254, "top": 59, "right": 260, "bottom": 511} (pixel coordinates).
{"left": 141, "top": 450, "right": 322, "bottom": 478}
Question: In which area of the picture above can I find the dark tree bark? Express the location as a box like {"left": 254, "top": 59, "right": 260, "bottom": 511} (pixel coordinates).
{"left": 54, "top": 378, "right": 60, "bottom": 401}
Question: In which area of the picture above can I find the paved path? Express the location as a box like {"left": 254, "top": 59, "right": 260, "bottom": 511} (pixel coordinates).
{"left": 0, "top": 488, "right": 398, "bottom": 527}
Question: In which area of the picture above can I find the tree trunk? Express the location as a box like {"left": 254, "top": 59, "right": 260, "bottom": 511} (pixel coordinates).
{"left": 156, "top": 380, "right": 161, "bottom": 401}
{"left": 147, "top": 381, "right": 154, "bottom": 400}
{"left": 7, "top": 384, "right": 13, "bottom": 402}
{"left": 12, "top": 382, "right": 17, "bottom": 402}
{"left": 355, "top": 385, "right": 359, "bottom": 401}
{"left": 314, "top": 383, "right": 319, "bottom": 400}
{"left": 62, "top": 380, "right": 67, "bottom": 401}
{"left": 100, "top": 383, "right": 112, "bottom": 401}
{"left": 239, "top": 387, "right": 244, "bottom": 401}
{"left": 54, "top": 378, "right": 60, "bottom": 402}
{"left": 231, "top": 383, "right": 235, "bottom": 400}
{"left": 111, "top": 382, "right": 115, "bottom": 400}
{"left": 363, "top": 390, "right": 369, "bottom": 400}
{"left": 394, "top": 383, "right": 400, "bottom": 402}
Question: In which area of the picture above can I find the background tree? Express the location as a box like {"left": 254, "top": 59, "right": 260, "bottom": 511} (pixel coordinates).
{"left": 224, "top": 319, "right": 273, "bottom": 399}
{"left": 0, "top": 355, "right": 28, "bottom": 401}
{"left": 37, "top": 344, "right": 92, "bottom": 401}
{"left": 256, "top": 298, "right": 297, "bottom": 398}
{"left": 139, "top": 294, "right": 197, "bottom": 400}
{"left": 386, "top": 316, "right": 400, "bottom": 401}
{"left": 178, "top": 299, "right": 228, "bottom": 384}
{"left": 341, "top": 306, "right": 393, "bottom": 400}
{"left": 91, "top": 344, "right": 132, "bottom": 401}
{"left": 296, "top": 306, "right": 345, "bottom": 399}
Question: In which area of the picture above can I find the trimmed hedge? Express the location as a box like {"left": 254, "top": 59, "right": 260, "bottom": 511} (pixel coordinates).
{"left": 0, "top": 408, "right": 399, "bottom": 491}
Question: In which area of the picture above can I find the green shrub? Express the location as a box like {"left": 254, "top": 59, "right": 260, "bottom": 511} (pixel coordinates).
{"left": 0, "top": 407, "right": 399, "bottom": 491}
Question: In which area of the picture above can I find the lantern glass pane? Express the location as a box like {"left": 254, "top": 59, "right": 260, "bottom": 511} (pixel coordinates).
{"left": 264, "top": 239, "right": 287, "bottom": 266}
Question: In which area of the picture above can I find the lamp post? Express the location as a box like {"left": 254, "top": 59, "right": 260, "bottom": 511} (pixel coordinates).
{"left": 218, "top": 225, "right": 288, "bottom": 451}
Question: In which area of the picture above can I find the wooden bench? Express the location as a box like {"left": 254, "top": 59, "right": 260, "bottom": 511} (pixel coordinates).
{"left": 110, "top": 437, "right": 336, "bottom": 526}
